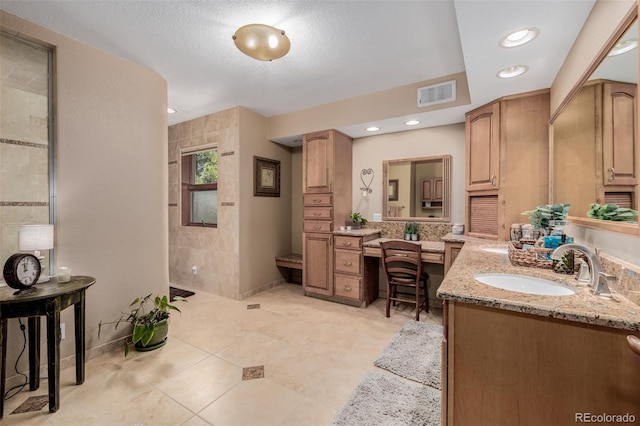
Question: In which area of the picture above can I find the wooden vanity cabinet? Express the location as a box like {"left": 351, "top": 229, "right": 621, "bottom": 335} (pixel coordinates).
{"left": 443, "top": 241, "right": 464, "bottom": 275}
{"left": 554, "top": 80, "right": 637, "bottom": 215}
{"left": 302, "top": 129, "right": 352, "bottom": 298}
{"left": 421, "top": 178, "right": 443, "bottom": 202}
{"left": 442, "top": 301, "right": 640, "bottom": 426}
{"left": 333, "top": 234, "right": 379, "bottom": 305}
{"left": 465, "top": 90, "right": 550, "bottom": 240}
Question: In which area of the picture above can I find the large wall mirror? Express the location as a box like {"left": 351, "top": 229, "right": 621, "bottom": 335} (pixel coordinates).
{"left": 551, "top": 11, "right": 638, "bottom": 235}
{"left": 382, "top": 155, "right": 451, "bottom": 222}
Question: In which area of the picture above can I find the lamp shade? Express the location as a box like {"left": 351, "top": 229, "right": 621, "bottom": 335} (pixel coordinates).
{"left": 233, "top": 24, "right": 290, "bottom": 61}
{"left": 19, "top": 224, "right": 54, "bottom": 251}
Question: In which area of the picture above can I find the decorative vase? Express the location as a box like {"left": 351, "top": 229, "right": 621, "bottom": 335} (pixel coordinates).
{"left": 405, "top": 234, "right": 411, "bottom": 241}
{"left": 410, "top": 234, "right": 418, "bottom": 241}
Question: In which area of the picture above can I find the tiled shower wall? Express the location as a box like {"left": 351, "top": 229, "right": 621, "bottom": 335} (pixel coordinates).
{"left": 0, "top": 34, "right": 50, "bottom": 268}
{"left": 168, "top": 108, "right": 241, "bottom": 298}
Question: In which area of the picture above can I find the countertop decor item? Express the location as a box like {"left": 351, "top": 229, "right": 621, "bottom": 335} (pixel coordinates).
{"left": 522, "top": 203, "right": 571, "bottom": 232}
{"left": 348, "top": 212, "right": 368, "bottom": 230}
{"left": 18, "top": 224, "right": 54, "bottom": 283}
{"left": 99, "top": 293, "right": 186, "bottom": 356}
{"left": 587, "top": 203, "right": 638, "bottom": 222}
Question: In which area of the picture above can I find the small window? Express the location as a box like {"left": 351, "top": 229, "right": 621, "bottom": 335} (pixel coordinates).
{"left": 181, "top": 148, "right": 218, "bottom": 227}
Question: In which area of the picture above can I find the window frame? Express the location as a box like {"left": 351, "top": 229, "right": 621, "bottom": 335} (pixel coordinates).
{"left": 181, "top": 147, "right": 218, "bottom": 228}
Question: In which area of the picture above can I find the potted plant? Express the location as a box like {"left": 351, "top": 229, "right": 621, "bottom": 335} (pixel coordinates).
{"left": 99, "top": 293, "right": 186, "bottom": 356}
{"left": 348, "top": 212, "right": 368, "bottom": 230}
{"left": 587, "top": 203, "right": 638, "bottom": 222}
{"left": 404, "top": 221, "right": 419, "bottom": 240}
{"left": 522, "top": 203, "right": 571, "bottom": 234}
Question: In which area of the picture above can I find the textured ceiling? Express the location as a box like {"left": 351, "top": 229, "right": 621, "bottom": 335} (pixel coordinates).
{"left": 0, "top": 1, "right": 598, "bottom": 143}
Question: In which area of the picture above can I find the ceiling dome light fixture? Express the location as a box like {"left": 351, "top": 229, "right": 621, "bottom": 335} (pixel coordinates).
{"left": 366, "top": 126, "right": 380, "bottom": 132}
{"left": 499, "top": 28, "right": 539, "bottom": 48}
{"left": 232, "top": 24, "right": 290, "bottom": 61}
{"left": 404, "top": 120, "right": 421, "bottom": 126}
{"left": 497, "top": 65, "right": 529, "bottom": 79}
{"left": 608, "top": 38, "right": 638, "bottom": 56}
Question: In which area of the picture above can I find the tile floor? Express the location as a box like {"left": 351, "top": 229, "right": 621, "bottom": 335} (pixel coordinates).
{"left": 2, "top": 283, "right": 442, "bottom": 425}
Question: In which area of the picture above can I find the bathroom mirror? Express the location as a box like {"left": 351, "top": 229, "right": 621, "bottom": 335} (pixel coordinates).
{"left": 551, "top": 13, "right": 639, "bottom": 236}
{"left": 382, "top": 155, "right": 451, "bottom": 222}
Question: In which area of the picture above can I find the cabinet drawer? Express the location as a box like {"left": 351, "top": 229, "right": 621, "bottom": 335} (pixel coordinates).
{"left": 334, "top": 249, "right": 362, "bottom": 274}
{"left": 422, "top": 252, "right": 444, "bottom": 264}
{"left": 303, "top": 194, "right": 332, "bottom": 206}
{"left": 304, "top": 220, "right": 333, "bottom": 233}
{"left": 303, "top": 207, "right": 332, "bottom": 220}
{"left": 334, "top": 274, "right": 362, "bottom": 300}
{"left": 334, "top": 235, "right": 362, "bottom": 250}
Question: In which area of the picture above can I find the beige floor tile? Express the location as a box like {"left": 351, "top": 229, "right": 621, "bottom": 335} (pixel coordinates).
{"left": 157, "top": 355, "right": 243, "bottom": 412}
{"left": 2, "top": 283, "right": 440, "bottom": 425}
{"left": 197, "top": 378, "right": 305, "bottom": 426}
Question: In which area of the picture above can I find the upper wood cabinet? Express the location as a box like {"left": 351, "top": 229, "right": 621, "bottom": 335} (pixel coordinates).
{"left": 466, "top": 102, "right": 500, "bottom": 192}
{"left": 602, "top": 81, "right": 637, "bottom": 186}
{"left": 465, "top": 90, "right": 550, "bottom": 240}
{"left": 553, "top": 80, "right": 637, "bottom": 216}
{"left": 421, "top": 177, "right": 443, "bottom": 202}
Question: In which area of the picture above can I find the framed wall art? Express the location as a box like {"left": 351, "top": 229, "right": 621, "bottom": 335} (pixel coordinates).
{"left": 254, "top": 156, "right": 281, "bottom": 197}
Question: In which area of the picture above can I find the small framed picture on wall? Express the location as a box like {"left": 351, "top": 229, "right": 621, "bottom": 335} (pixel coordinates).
{"left": 254, "top": 156, "right": 281, "bottom": 197}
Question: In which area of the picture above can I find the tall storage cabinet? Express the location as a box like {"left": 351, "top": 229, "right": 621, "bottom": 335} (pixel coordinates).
{"left": 465, "top": 90, "right": 550, "bottom": 240}
{"left": 302, "top": 129, "right": 353, "bottom": 297}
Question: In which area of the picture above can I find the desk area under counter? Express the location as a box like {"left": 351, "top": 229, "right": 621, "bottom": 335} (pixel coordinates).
{"left": 437, "top": 236, "right": 640, "bottom": 425}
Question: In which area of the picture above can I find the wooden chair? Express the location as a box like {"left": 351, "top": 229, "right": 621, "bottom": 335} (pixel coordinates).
{"left": 380, "top": 240, "right": 429, "bottom": 321}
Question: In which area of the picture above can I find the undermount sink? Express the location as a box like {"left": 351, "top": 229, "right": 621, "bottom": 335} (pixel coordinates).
{"left": 481, "top": 247, "right": 508, "bottom": 255}
{"left": 474, "top": 273, "right": 575, "bottom": 296}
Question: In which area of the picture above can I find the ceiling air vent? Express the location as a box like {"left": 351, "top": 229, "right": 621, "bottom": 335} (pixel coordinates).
{"left": 417, "top": 80, "right": 456, "bottom": 107}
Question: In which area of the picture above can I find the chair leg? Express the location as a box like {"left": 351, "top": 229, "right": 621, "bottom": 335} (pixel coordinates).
{"left": 424, "top": 280, "right": 429, "bottom": 313}
{"left": 386, "top": 284, "right": 391, "bottom": 318}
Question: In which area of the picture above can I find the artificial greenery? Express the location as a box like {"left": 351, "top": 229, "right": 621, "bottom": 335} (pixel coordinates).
{"left": 522, "top": 203, "right": 571, "bottom": 229}
{"left": 99, "top": 294, "right": 185, "bottom": 356}
{"left": 349, "top": 212, "right": 368, "bottom": 225}
{"left": 587, "top": 203, "right": 638, "bottom": 222}
{"left": 404, "top": 221, "right": 418, "bottom": 235}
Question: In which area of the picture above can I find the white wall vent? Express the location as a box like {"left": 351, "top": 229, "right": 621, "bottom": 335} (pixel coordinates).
{"left": 417, "top": 80, "right": 456, "bottom": 107}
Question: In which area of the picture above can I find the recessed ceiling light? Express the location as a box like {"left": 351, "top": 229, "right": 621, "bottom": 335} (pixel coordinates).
{"left": 608, "top": 39, "right": 638, "bottom": 56}
{"left": 167, "top": 108, "right": 177, "bottom": 114}
{"left": 497, "top": 65, "right": 529, "bottom": 79}
{"left": 366, "top": 126, "right": 380, "bottom": 132}
{"left": 499, "top": 28, "right": 539, "bottom": 48}
{"left": 405, "top": 120, "right": 421, "bottom": 126}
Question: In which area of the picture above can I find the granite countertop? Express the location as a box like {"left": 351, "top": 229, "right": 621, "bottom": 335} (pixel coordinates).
{"left": 437, "top": 236, "right": 640, "bottom": 331}
{"left": 333, "top": 228, "right": 381, "bottom": 237}
{"left": 441, "top": 232, "right": 467, "bottom": 243}
{"left": 362, "top": 237, "right": 445, "bottom": 253}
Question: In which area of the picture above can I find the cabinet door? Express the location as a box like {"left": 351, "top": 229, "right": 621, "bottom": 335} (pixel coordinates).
{"left": 602, "top": 82, "right": 637, "bottom": 186}
{"left": 303, "top": 131, "right": 334, "bottom": 193}
{"left": 421, "top": 178, "right": 433, "bottom": 201}
{"left": 303, "top": 233, "right": 333, "bottom": 296}
{"left": 466, "top": 102, "right": 500, "bottom": 191}
{"left": 433, "top": 178, "right": 444, "bottom": 201}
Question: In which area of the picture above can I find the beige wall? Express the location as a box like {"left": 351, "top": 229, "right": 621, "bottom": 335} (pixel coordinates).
{"left": 291, "top": 147, "right": 303, "bottom": 254}
{"left": 168, "top": 108, "right": 241, "bottom": 298}
{"left": 1, "top": 10, "right": 168, "bottom": 366}
{"left": 239, "top": 108, "right": 292, "bottom": 297}
{"left": 351, "top": 124, "right": 466, "bottom": 224}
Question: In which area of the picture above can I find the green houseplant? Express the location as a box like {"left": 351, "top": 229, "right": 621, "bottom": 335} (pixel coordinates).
{"left": 587, "top": 203, "right": 638, "bottom": 222}
{"left": 522, "top": 203, "right": 571, "bottom": 231}
{"left": 349, "top": 212, "right": 368, "bottom": 230}
{"left": 99, "top": 293, "right": 185, "bottom": 356}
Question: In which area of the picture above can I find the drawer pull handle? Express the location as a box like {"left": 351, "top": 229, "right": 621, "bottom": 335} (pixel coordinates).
{"left": 313, "top": 226, "right": 321, "bottom": 230}
{"left": 608, "top": 167, "right": 616, "bottom": 182}
{"left": 344, "top": 286, "right": 352, "bottom": 292}
{"left": 312, "top": 212, "right": 321, "bottom": 216}
{"left": 490, "top": 174, "right": 497, "bottom": 188}
{"left": 342, "top": 242, "right": 352, "bottom": 246}
{"left": 628, "top": 335, "right": 640, "bottom": 356}
{"left": 313, "top": 199, "right": 321, "bottom": 203}
{"left": 343, "top": 261, "right": 352, "bottom": 266}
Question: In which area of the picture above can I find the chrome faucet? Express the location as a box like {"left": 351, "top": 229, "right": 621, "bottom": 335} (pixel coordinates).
{"left": 551, "top": 244, "right": 612, "bottom": 296}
